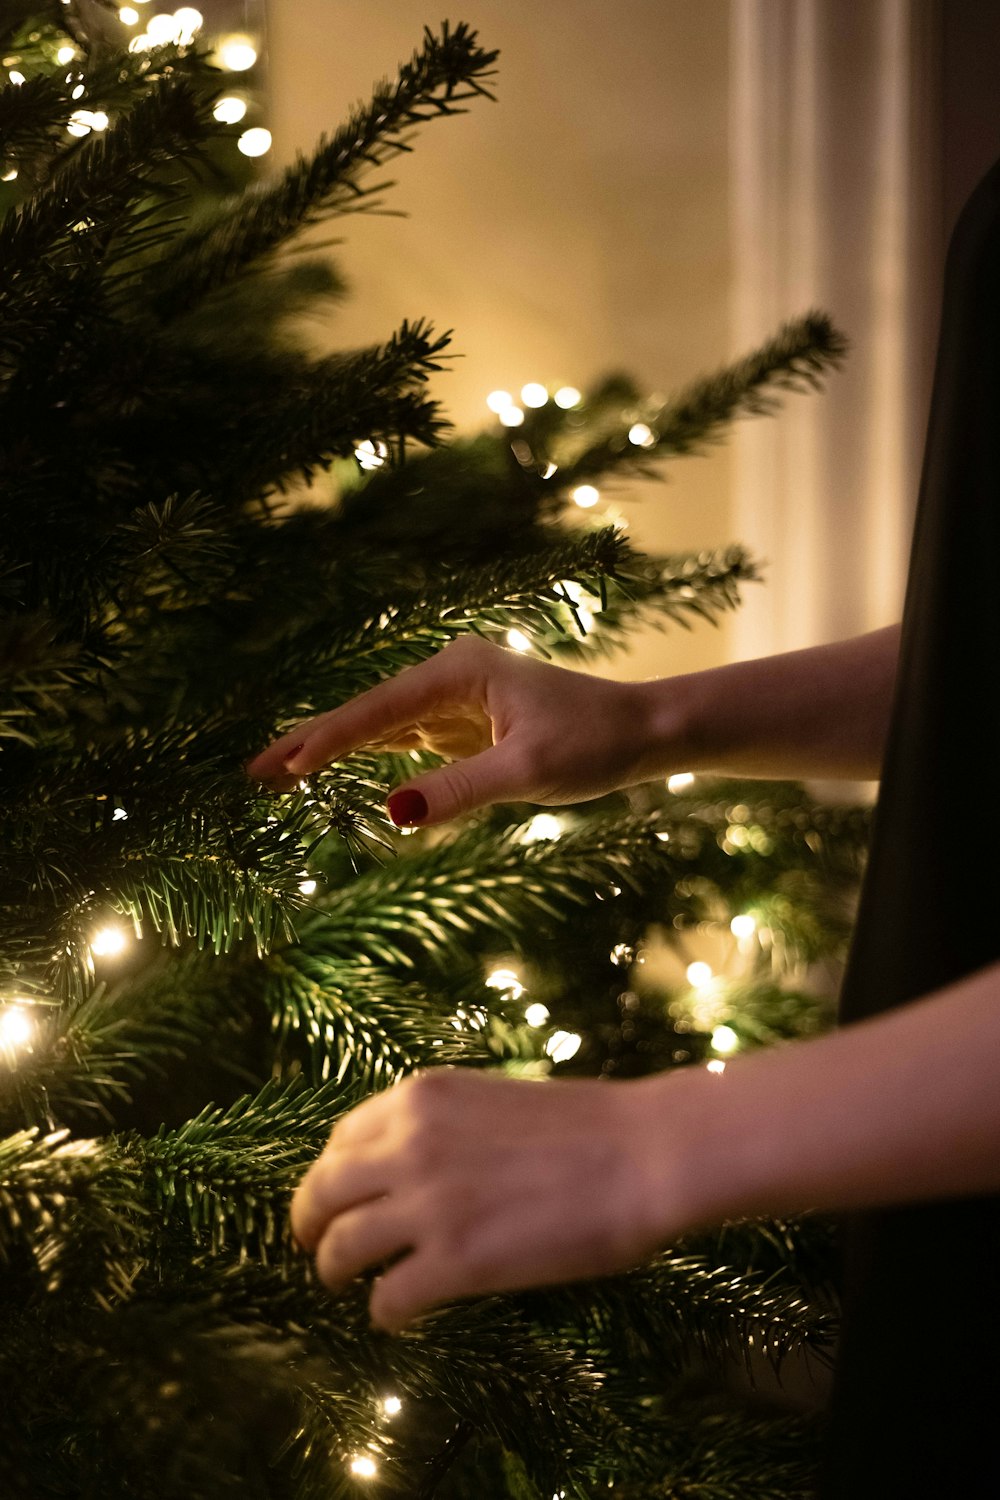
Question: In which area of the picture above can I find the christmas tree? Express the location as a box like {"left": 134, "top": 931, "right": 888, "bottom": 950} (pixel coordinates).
{"left": 0, "top": 7, "right": 865, "bottom": 1496}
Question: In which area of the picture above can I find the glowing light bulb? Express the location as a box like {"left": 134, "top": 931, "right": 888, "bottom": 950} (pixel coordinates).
{"left": 0, "top": 1006, "right": 33, "bottom": 1051}
{"left": 8, "top": 71, "right": 25, "bottom": 86}
{"left": 173, "top": 6, "right": 203, "bottom": 42}
{"left": 554, "top": 386, "right": 581, "bottom": 408}
{"left": 57, "top": 45, "right": 76, "bottom": 63}
{"left": 706, "top": 1059, "right": 726, "bottom": 1075}
{"left": 91, "top": 926, "right": 128, "bottom": 958}
{"left": 522, "top": 813, "right": 562, "bottom": 842}
{"left": 571, "top": 484, "right": 599, "bottom": 509}
{"left": 299, "top": 879, "right": 317, "bottom": 896}
{"left": 628, "top": 422, "right": 656, "bottom": 448}
{"left": 119, "top": 7, "right": 140, "bottom": 23}
{"left": 485, "top": 967, "right": 524, "bottom": 1000}
{"left": 541, "top": 461, "right": 558, "bottom": 479}
{"left": 349, "top": 1454, "right": 378, "bottom": 1478}
{"left": 520, "top": 382, "right": 548, "bottom": 408}
{"left": 486, "top": 389, "right": 513, "bottom": 413}
{"left": 238, "top": 126, "right": 271, "bottom": 157}
{"left": 524, "top": 1002, "right": 550, "bottom": 1028}
{"left": 711, "top": 1024, "right": 739, "bottom": 1054}
{"left": 146, "top": 12, "right": 179, "bottom": 42}
{"left": 545, "top": 1029, "right": 582, "bottom": 1063}
{"left": 382, "top": 1395, "right": 402, "bottom": 1416}
{"left": 218, "top": 35, "right": 257, "bottom": 70}
{"left": 498, "top": 405, "right": 525, "bottom": 427}
{"left": 506, "top": 628, "right": 532, "bottom": 653}
{"left": 213, "top": 95, "right": 247, "bottom": 124}
{"left": 667, "top": 772, "right": 695, "bottom": 793}
{"left": 730, "top": 913, "right": 757, "bottom": 941}
{"left": 1, "top": 168, "right": 17, "bottom": 182}
{"left": 686, "top": 961, "right": 713, "bottom": 989}
{"left": 354, "top": 438, "right": 388, "bottom": 470}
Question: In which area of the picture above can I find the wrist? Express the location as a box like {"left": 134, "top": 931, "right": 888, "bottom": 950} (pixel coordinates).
{"left": 628, "top": 672, "right": 707, "bottom": 782}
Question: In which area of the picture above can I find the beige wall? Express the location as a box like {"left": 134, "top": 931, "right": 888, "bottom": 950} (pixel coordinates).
{"left": 264, "top": 1, "right": 736, "bottom": 680}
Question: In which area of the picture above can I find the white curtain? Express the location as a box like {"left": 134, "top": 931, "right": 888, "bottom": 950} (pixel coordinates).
{"left": 728, "top": 0, "right": 943, "bottom": 660}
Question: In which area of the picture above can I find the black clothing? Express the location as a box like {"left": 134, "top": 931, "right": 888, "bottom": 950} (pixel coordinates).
{"left": 822, "top": 155, "right": 1000, "bottom": 1497}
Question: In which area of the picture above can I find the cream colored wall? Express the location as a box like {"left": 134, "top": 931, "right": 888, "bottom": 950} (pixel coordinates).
{"left": 264, "top": 1, "right": 736, "bottom": 680}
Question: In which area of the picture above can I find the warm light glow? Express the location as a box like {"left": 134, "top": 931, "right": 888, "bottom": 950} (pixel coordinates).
{"left": 554, "top": 386, "right": 581, "bottom": 408}
{"left": 706, "top": 1059, "right": 726, "bottom": 1075}
{"left": 146, "top": 12, "right": 180, "bottom": 42}
{"left": 524, "top": 1002, "right": 550, "bottom": 1027}
{"left": 0, "top": 1006, "right": 33, "bottom": 1051}
{"left": 382, "top": 1395, "right": 402, "bottom": 1416}
{"left": 522, "top": 813, "right": 562, "bottom": 842}
{"left": 498, "top": 405, "right": 525, "bottom": 428}
{"left": 213, "top": 95, "right": 247, "bottom": 124}
{"left": 173, "top": 6, "right": 203, "bottom": 42}
{"left": 68, "top": 110, "right": 108, "bottom": 136}
{"left": 540, "top": 461, "right": 558, "bottom": 479}
{"left": 545, "top": 1029, "right": 582, "bottom": 1063}
{"left": 571, "top": 484, "right": 599, "bottom": 509}
{"left": 667, "top": 772, "right": 695, "bottom": 793}
{"left": 628, "top": 423, "right": 656, "bottom": 448}
{"left": 299, "top": 879, "right": 317, "bottom": 896}
{"left": 485, "top": 967, "right": 524, "bottom": 1000}
{"left": 711, "top": 1024, "right": 739, "bottom": 1054}
{"left": 57, "top": 45, "right": 76, "bottom": 63}
{"left": 349, "top": 1455, "right": 378, "bottom": 1478}
{"left": 1, "top": 168, "right": 17, "bottom": 182}
{"left": 355, "top": 438, "right": 388, "bottom": 471}
{"left": 730, "top": 913, "right": 757, "bottom": 940}
{"left": 112, "top": 807, "right": 128, "bottom": 821}
{"left": 486, "top": 389, "right": 513, "bottom": 413}
{"left": 219, "top": 35, "right": 258, "bottom": 70}
{"left": 506, "top": 628, "right": 532, "bottom": 653}
{"left": 520, "top": 382, "right": 548, "bottom": 408}
{"left": 91, "top": 926, "right": 128, "bottom": 958}
{"left": 610, "top": 942, "right": 633, "bottom": 966}
{"left": 238, "top": 126, "right": 271, "bottom": 158}
{"left": 118, "top": 7, "right": 140, "bottom": 23}
{"left": 8, "top": 71, "right": 25, "bottom": 86}
{"left": 686, "top": 961, "right": 713, "bottom": 989}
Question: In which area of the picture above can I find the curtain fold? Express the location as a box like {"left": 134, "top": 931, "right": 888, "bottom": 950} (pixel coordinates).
{"left": 729, "top": 0, "right": 943, "bottom": 660}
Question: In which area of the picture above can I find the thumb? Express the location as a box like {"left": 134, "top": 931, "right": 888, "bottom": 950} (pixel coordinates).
{"left": 387, "top": 743, "right": 526, "bottom": 826}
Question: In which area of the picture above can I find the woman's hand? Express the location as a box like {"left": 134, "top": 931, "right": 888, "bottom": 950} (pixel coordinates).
{"left": 289, "top": 1067, "right": 675, "bottom": 1333}
{"left": 246, "top": 635, "right": 672, "bottom": 825}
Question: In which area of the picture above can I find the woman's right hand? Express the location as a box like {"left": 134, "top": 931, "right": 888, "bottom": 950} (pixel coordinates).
{"left": 246, "top": 635, "right": 675, "bottom": 827}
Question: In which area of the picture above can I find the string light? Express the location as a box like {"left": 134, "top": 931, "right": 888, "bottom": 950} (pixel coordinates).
{"left": 498, "top": 405, "right": 525, "bottom": 427}
{"left": 56, "top": 45, "right": 76, "bottom": 63}
{"left": 0, "top": 1005, "right": 33, "bottom": 1053}
{"left": 628, "top": 422, "right": 656, "bottom": 448}
{"left": 8, "top": 71, "right": 25, "bottom": 85}
{"left": 486, "top": 389, "right": 513, "bottom": 413}
{"left": 520, "top": 382, "right": 548, "bottom": 408}
{"left": 730, "top": 913, "right": 756, "bottom": 940}
{"left": 298, "top": 879, "right": 317, "bottom": 896}
{"left": 91, "top": 926, "right": 128, "bottom": 958}
{"left": 685, "top": 961, "right": 713, "bottom": 988}
{"left": 1, "top": 169, "right": 17, "bottom": 182}
{"left": 710, "top": 1024, "right": 739, "bottom": 1054}
{"left": 706, "top": 1059, "right": 726, "bottom": 1075}
{"left": 545, "top": 1029, "right": 581, "bottom": 1063}
{"left": 118, "top": 7, "right": 140, "bottom": 23}
{"left": 524, "top": 1002, "right": 550, "bottom": 1027}
{"left": 382, "top": 1395, "right": 402, "bottom": 1416}
{"left": 354, "top": 438, "right": 388, "bottom": 470}
{"left": 213, "top": 95, "right": 247, "bottom": 124}
{"left": 349, "top": 1455, "right": 378, "bottom": 1478}
{"left": 571, "top": 484, "right": 599, "bottom": 508}
{"left": 173, "top": 6, "right": 203, "bottom": 42}
{"left": 238, "top": 126, "right": 271, "bottom": 158}
{"left": 667, "top": 772, "right": 695, "bottom": 793}
{"left": 485, "top": 966, "right": 524, "bottom": 1000}
{"left": 218, "top": 35, "right": 257, "bottom": 70}
{"left": 522, "top": 813, "right": 562, "bottom": 842}
{"left": 505, "top": 628, "right": 532, "bottom": 653}
{"left": 554, "top": 386, "right": 581, "bottom": 408}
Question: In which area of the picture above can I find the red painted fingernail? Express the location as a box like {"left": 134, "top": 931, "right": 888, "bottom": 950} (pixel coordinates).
{"left": 388, "top": 789, "right": 428, "bottom": 826}
{"left": 282, "top": 742, "right": 305, "bottom": 769}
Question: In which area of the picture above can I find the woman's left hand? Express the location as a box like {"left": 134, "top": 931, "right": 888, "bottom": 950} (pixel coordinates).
{"left": 290, "top": 1067, "right": 673, "bottom": 1333}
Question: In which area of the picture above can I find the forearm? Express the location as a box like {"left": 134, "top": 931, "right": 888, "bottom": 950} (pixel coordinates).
{"left": 637, "top": 958, "right": 1000, "bottom": 1238}
{"left": 634, "top": 624, "right": 900, "bottom": 782}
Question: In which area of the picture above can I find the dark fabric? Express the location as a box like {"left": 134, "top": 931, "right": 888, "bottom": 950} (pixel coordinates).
{"left": 821, "top": 157, "right": 1000, "bottom": 1497}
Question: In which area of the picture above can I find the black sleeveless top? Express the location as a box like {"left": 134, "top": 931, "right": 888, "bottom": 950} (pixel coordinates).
{"left": 822, "top": 157, "right": 1000, "bottom": 1496}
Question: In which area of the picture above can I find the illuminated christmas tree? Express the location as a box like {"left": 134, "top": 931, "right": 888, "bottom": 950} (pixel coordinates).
{"left": 0, "top": 7, "right": 861, "bottom": 1496}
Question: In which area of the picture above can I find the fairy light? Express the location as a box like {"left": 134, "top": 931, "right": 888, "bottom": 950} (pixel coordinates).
{"left": 730, "top": 913, "right": 757, "bottom": 940}
{"left": 8, "top": 71, "right": 25, "bottom": 86}
{"left": 173, "top": 6, "right": 203, "bottom": 42}
{"left": 545, "top": 1030, "right": 582, "bottom": 1063}
{"left": 554, "top": 386, "right": 581, "bottom": 408}
{"left": 355, "top": 438, "right": 388, "bottom": 471}
{"left": 520, "top": 382, "right": 548, "bottom": 408}
{"left": 486, "top": 389, "right": 513, "bottom": 413}
{"left": 522, "top": 813, "right": 562, "bottom": 842}
{"left": 628, "top": 422, "right": 656, "bottom": 448}
{"left": 146, "top": 12, "right": 179, "bottom": 42}
{"left": 218, "top": 34, "right": 257, "bottom": 70}
{"left": 91, "top": 925, "right": 128, "bottom": 958}
{"left": 56, "top": 45, "right": 76, "bottom": 63}
{"left": 498, "top": 405, "right": 525, "bottom": 427}
{"left": 667, "top": 772, "right": 695, "bottom": 793}
{"left": 706, "top": 1059, "right": 726, "bottom": 1075}
{"left": 571, "top": 484, "right": 599, "bottom": 508}
{"left": 0, "top": 1005, "right": 33, "bottom": 1053}
{"left": 299, "top": 879, "right": 317, "bottom": 896}
{"left": 505, "top": 628, "right": 532, "bottom": 653}
{"left": 238, "top": 126, "right": 271, "bottom": 158}
{"left": 485, "top": 966, "right": 524, "bottom": 1000}
{"left": 68, "top": 110, "right": 108, "bottom": 135}
{"left": 524, "top": 1002, "right": 550, "bottom": 1027}
{"left": 710, "top": 1024, "right": 739, "bottom": 1054}
{"left": 349, "top": 1455, "right": 378, "bottom": 1479}
{"left": 213, "top": 95, "right": 246, "bottom": 123}
{"left": 1, "top": 169, "right": 17, "bottom": 182}
{"left": 382, "top": 1395, "right": 402, "bottom": 1416}
{"left": 118, "top": 7, "right": 140, "bottom": 22}
{"left": 686, "top": 961, "right": 713, "bottom": 989}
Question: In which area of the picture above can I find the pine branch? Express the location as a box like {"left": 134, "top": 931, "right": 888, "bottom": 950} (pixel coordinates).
{"left": 149, "top": 22, "right": 499, "bottom": 320}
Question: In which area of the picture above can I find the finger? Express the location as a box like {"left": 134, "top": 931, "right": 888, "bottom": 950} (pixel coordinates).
{"left": 368, "top": 1247, "right": 479, "bottom": 1334}
{"left": 290, "top": 1144, "right": 390, "bottom": 1252}
{"left": 314, "top": 1197, "right": 412, "bottom": 1291}
{"left": 386, "top": 737, "right": 533, "bottom": 826}
{"left": 282, "top": 645, "right": 488, "bottom": 777}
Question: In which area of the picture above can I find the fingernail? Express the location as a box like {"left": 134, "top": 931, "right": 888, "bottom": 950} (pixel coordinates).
{"left": 388, "top": 789, "right": 428, "bottom": 826}
{"left": 282, "top": 742, "right": 305, "bottom": 770}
